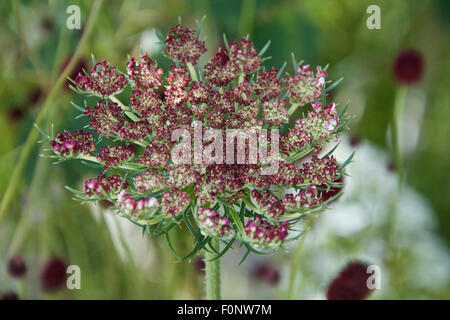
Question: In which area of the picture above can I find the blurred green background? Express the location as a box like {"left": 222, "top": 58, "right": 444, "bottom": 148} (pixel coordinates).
{"left": 0, "top": 0, "right": 449, "bottom": 299}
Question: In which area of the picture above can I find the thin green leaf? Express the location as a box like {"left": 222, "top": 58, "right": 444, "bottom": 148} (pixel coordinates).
{"left": 326, "top": 77, "right": 343, "bottom": 92}
{"left": 196, "top": 15, "right": 206, "bottom": 37}
{"left": 258, "top": 40, "right": 271, "bottom": 56}
{"left": 223, "top": 33, "right": 230, "bottom": 51}
{"left": 291, "top": 52, "right": 298, "bottom": 71}
{"left": 338, "top": 151, "right": 355, "bottom": 171}
{"left": 277, "top": 62, "right": 287, "bottom": 79}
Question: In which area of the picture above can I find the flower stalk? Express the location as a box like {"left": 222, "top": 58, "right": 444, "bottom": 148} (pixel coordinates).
{"left": 205, "top": 239, "right": 221, "bottom": 300}
{"left": 286, "top": 216, "right": 313, "bottom": 299}
{"left": 391, "top": 86, "right": 407, "bottom": 184}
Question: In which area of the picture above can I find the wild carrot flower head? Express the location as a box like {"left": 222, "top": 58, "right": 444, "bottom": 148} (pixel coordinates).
{"left": 43, "top": 21, "right": 352, "bottom": 259}
{"left": 165, "top": 24, "right": 206, "bottom": 65}
{"left": 229, "top": 38, "right": 262, "bottom": 74}
{"left": 203, "top": 49, "right": 234, "bottom": 87}
{"left": 287, "top": 65, "right": 327, "bottom": 106}
{"left": 196, "top": 207, "right": 233, "bottom": 238}
{"left": 127, "top": 54, "right": 164, "bottom": 90}
{"left": 50, "top": 130, "right": 95, "bottom": 158}
{"left": 75, "top": 60, "right": 127, "bottom": 96}
{"left": 84, "top": 101, "right": 125, "bottom": 138}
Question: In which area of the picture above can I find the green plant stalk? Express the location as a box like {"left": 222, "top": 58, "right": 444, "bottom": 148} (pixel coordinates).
{"left": 205, "top": 238, "right": 221, "bottom": 300}
{"left": 0, "top": 0, "right": 104, "bottom": 224}
{"left": 286, "top": 217, "right": 313, "bottom": 300}
{"left": 391, "top": 86, "right": 407, "bottom": 184}
{"left": 186, "top": 62, "right": 198, "bottom": 82}
{"left": 387, "top": 86, "right": 407, "bottom": 250}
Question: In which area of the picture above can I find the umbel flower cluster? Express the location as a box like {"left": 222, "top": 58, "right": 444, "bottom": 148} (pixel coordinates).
{"left": 41, "top": 22, "right": 352, "bottom": 258}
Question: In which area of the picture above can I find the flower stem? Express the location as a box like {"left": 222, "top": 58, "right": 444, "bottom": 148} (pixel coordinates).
{"left": 186, "top": 62, "right": 198, "bottom": 82}
{"left": 286, "top": 216, "right": 313, "bottom": 299}
{"left": 0, "top": 0, "right": 104, "bottom": 224}
{"left": 205, "top": 238, "right": 221, "bottom": 300}
{"left": 391, "top": 86, "right": 407, "bottom": 184}
{"left": 387, "top": 86, "right": 407, "bottom": 246}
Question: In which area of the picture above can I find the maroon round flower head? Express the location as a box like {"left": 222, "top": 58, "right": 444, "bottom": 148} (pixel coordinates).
{"left": 286, "top": 64, "right": 327, "bottom": 106}
{"left": 75, "top": 60, "right": 128, "bottom": 96}
{"left": 189, "top": 81, "right": 212, "bottom": 105}
{"left": 127, "top": 54, "right": 164, "bottom": 90}
{"left": 229, "top": 38, "right": 262, "bottom": 74}
{"left": 255, "top": 68, "right": 282, "bottom": 102}
{"left": 349, "top": 135, "right": 361, "bottom": 147}
{"left": 8, "top": 105, "right": 25, "bottom": 122}
{"left": 1, "top": 292, "right": 19, "bottom": 300}
{"left": 204, "top": 49, "right": 235, "bottom": 87}
{"left": 119, "top": 120, "right": 152, "bottom": 141}
{"left": 116, "top": 191, "right": 159, "bottom": 217}
{"left": 40, "top": 258, "right": 68, "bottom": 291}
{"left": 262, "top": 99, "right": 289, "bottom": 127}
{"left": 326, "top": 262, "right": 372, "bottom": 300}
{"left": 254, "top": 264, "right": 280, "bottom": 286}
{"left": 161, "top": 189, "right": 190, "bottom": 217}
{"left": 196, "top": 207, "right": 233, "bottom": 238}
{"left": 7, "top": 255, "right": 26, "bottom": 278}
{"left": 300, "top": 155, "right": 339, "bottom": 185}
{"left": 280, "top": 102, "right": 338, "bottom": 155}
{"left": 284, "top": 185, "right": 323, "bottom": 211}
{"left": 393, "top": 49, "right": 424, "bottom": 85}
{"left": 50, "top": 130, "right": 96, "bottom": 158}
{"left": 164, "top": 24, "right": 207, "bottom": 65}
{"left": 84, "top": 100, "right": 125, "bottom": 138}
{"left": 244, "top": 217, "right": 289, "bottom": 250}
{"left": 129, "top": 90, "right": 165, "bottom": 125}
{"left": 28, "top": 87, "right": 43, "bottom": 106}
{"left": 97, "top": 145, "right": 136, "bottom": 169}
{"left": 84, "top": 173, "right": 128, "bottom": 197}
{"left": 251, "top": 189, "right": 285, "bottom": 220}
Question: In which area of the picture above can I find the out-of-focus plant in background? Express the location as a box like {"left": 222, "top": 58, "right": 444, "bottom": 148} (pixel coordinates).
{"left": 0, "top": 0, "right": 449, "bottom": 299}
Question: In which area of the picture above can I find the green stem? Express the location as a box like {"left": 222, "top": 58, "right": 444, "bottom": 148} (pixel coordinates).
{"left": 205, "top": 238, "right": 221, "bottom": 300}
{"left": 286, "top": 217, "right": 313, "bottom": 300}
{"left": 0, "top": 0, "right": 104, "bottom": 224}
{"left": 387, "top": 86, "right": 407, "bottom": 249}
{"left": 186, "top": 62, "right": 198, "bottom": 82}
{"left": 391, "top": 86, "right": 407, "bottom": 184}
{"left": 288, "top": 103, "right": 300, "bottom": 115}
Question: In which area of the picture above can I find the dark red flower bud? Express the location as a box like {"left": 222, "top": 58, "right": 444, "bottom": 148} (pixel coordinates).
{"left": 254, "top": 264, "right": 280, "bottom": 286}
{"left": 7, "top": 255, "right": 26, "bottom": 278}
{"left": 349, "top": 135, "right": 361, "bottom": 147}
{"left": 393, "top": 49, "right": 424, "bottom": 85}
{"left": 326, "top": 262, "right": 372, "bottom": 300}
{"left": 1, "top": 292, "right": 19, "bottom": 300}
{"left": 40, "top": 258, "right": 68, "bottom": 291}
{"left": 8, "top": 105, "right": 25, "bottom": 122}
